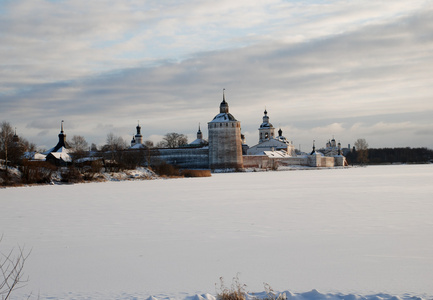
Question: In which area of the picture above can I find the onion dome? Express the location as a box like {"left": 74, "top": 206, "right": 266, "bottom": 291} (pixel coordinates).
{"left": 210, "top": 89, "right": 237, "bottom": 122}
{"left": 260, "top": 109, "right": 273, "bottom": 128}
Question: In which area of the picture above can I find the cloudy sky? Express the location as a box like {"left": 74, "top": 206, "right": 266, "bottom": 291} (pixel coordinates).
{"left": 1, "top": 0, "right": 433, "bottom": 151}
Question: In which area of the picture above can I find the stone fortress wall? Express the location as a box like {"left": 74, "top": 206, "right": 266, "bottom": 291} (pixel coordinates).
{"left": 157, "top": 148, "right": 209, "bottom": 169}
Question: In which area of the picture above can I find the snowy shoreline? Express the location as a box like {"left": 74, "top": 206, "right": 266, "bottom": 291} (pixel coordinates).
{"left": 3, "top": 163, "right": 430, "bottom": 189}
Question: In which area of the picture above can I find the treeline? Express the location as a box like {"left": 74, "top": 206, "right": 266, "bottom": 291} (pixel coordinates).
{"left": 346, "top": 147, "right": 433, "bottom": 165}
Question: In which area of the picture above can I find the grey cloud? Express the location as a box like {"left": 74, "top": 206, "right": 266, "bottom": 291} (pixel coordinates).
{"left": 27, "top": 119, "right": 60, "bottom": 130}
{"left": 37, "top": 130, "right": 49, "bottom": 137}
{"left": 2, "top": 4, "right": 433, "bottom": 149}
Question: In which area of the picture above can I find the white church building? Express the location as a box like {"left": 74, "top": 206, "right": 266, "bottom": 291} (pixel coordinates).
{"left": 246, "top": 109, "right": 295, "bottom": 157}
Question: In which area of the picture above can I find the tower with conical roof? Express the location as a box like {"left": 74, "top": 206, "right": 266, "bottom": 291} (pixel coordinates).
{"left": 52, "top": 120, "right": 69, "bottom": 152}
{"left": 189, "top": 124, "right": 207, "bottom": 147}
{"left": 208, "top": 90, "right": 243, "bottom": 170}
{"left": 197, "top": 124, "right": 203, "bottom": 140}
{"left": 12, "top": 128, "right": 19, "bottom": 145}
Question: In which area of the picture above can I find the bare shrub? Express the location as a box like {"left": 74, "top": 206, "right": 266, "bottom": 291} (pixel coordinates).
{"left": 20, "top": 160, "right": 57, "bottom": 184}
{"left": 152, "top": 162, "right": 180, "bottom": 177}
{"left": 0, "top": 238, "right": 31, "bottom": 300}
{"left": 82, "top": 161, "right": 103, "bottom": 181}
{"left": 60, "top": 166, "right": 83, "bottom": 183}
{"left": 263, "top": 283, "right": 286, "bottom": 300}
{"left": 216, "top": 275, "right": 247, "bottom": 300}
{"left": 217, "top": 277, "right": 287, "bottom": 300}
{"left": 0, "top": 170, "right": 21, "bottom": 187}
{"left": 180, "top": 169, "right": 211, "bottom": 177}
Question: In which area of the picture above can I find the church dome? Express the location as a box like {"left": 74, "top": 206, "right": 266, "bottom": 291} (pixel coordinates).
{"left": 260, "top": 122, "right": 273, "bottom": 128}
{"left": 210, "top": 90, "right": 237, "bottom": 122}
{"left": 211, "top": 112, "right": 237, "bottom": 122}
{"left": 259, "top": 109, "right": 273, "bottom": 128}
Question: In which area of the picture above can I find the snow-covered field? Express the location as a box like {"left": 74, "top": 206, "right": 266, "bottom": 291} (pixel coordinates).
{"left": 1, "top": 164, "right": 433, "bottom": 300}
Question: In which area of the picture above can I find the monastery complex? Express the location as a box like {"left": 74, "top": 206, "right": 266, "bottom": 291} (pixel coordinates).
{"left": 130, "top": 91, "right": 347, "bottom": 170}
{"left": 41, "top": 91, "right": 347, "bottom": 170}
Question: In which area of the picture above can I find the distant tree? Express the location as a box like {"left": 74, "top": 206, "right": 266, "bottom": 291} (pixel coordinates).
{"left": 103, "top": 133, "right": 127, "bottom": 152}
{"left": 90, "top": 143, "right": 98, "bottom": 152}
{"left": 1, "top": 122, "right": 37, "bottom": 171}
{"left": 69, "top": 135, "right": 89, "bottom": 160}
{"left": 142, "top": 141, "right": 158, "bottom": 166}
{"left": 0, "top": 122, "right": 15, "bottom": 175}
{"left": 156, "top": 141, "right": 165, "bottom": 148}
{"left": 158, "top": 132, "right": 188, "bottom": 148}
{"left": 144, "top": 140, "right": 154, "bottom": 148}
{"left": 7, "top": 141, "right": 27, "bottom": 167}
{"left": 367, "top": 147, "right": 433, "bottom": 164}
{"left": 121, "top": 149, "right": 148, "bottom": 169}
{"left": 21, "top": 139, "right": 36, "bottom": 153}
{"left": 102, "top": 133, "right": 127, "bottom": 169}
{"left": 354, "top": 138, "right": 369, "bottom": 165}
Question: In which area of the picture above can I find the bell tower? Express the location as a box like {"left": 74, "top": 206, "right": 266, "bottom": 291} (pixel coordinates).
{"left": 258, "top": 109, "right": 275, "bottom": 143}
{"left": 52, "top": 120, "right": 69, "bottom": 152}
{"left": 135, "top": 121, "right": 143, "bottom": 145}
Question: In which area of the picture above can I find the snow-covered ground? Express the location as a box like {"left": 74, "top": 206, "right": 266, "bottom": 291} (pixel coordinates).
{"left": 1, "top": 164, "right": 433, "bottom": 300}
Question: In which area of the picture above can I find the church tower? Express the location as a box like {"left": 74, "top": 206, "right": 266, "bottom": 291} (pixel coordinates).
{"left": 258, "top": 109, "right": 275, "bottom": 143}
{"left": 197, "top": 124, "right": 203, "bottom": 140}
{"left": 135, "top": 122, "right": 143, "bottom": 145}
{"left": 52, "top": 120, "right": 69, "bottom": 152}
{"left": 131, "top": 122, "right": 144, "bottom": 147}
{"left": 12, "top": 128, "right": 20, "bottom": 145}
{"left": 208, "top": 90, "right": 243, "bottom": 170}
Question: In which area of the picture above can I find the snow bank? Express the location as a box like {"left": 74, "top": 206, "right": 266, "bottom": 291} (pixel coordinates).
{"left": 34, "top": 290, "right": 427, "bottom": 300}
{"left": 102, "top": 167, "right": 157, "bottom": 181}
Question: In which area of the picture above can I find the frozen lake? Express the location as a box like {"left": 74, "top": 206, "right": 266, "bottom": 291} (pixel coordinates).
{"left": 1, "top": 164, "right": 433, "bottom": 299}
